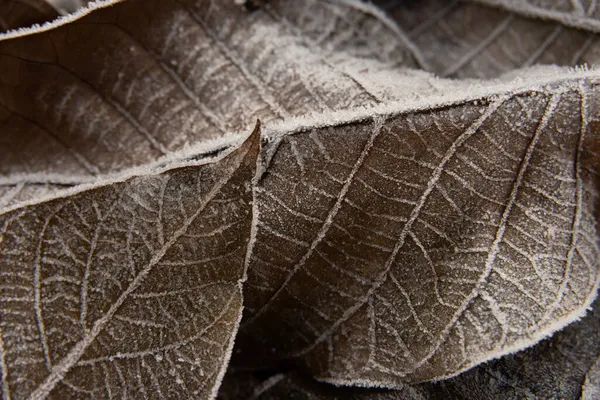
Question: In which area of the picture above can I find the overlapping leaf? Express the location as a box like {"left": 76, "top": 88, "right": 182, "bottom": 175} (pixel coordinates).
{"left": 270, "top": 0, "right": 600, "bottom": 79}
{"left": 472, "top": 0, "right": 600, "bottom": 31}
{"left": 5, "top": 0, "right": 600, "bottom": 204}
{"left": 4, "top": 0, "right": 600, "bottom": 210}
{"left": 46, "top": 0, "right": 90, "bottom": 15}
{"left": 0, "top": 125, "right": 259, "bottom": 399}
{"left": 220, "top": 296, "right": 600, "bottom": 399}
{"left": 379, "top": 0, "right": 600, "bottom": 78}
{"left": 0, "top": 0, "right": 405, "bottom": 208}
{"left": 1, "top": 0, "right": 600, "bottom": 399}
{"left": 235, "top": 73, "right": 600, "bottom": 385}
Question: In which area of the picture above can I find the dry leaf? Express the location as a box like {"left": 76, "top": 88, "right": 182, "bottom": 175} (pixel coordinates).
{"left": 1, "top": 0, "right": 600, "bottom": 398}
{"left": 4, "top": 0, "right": 600, "bottom": 201}
{"left": 0, "top": 125, "right": 259, "bottom": 399}
{"left": 0, "top": 0, "right": 416, "bottom": 208}
{"left": 264, "top": 0, "right": 600, "bottom": 79}
{"left": 4, "top": 0, "right": 600, "bottom": 208}
{"left": 471, "top": 0, "right": 600, "bottom": 31}
{"left": 220, "top": 296, "right": 600, "bottom": 399}
{"left": 236, "top": 74, "right": 600, "bottom": 385}
{"left": 381, "top": 0, "right": 600, "bottom": 78}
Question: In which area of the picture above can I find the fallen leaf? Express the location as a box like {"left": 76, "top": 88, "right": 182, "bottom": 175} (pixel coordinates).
{"left": 582, "top": 355, "right": 600, "bottom": 400}
{"left": 384, "top": 0, "right": 600, "bottom": 78}
{"left": 236, "top": 72, "right": 600, "bottom": 385}
{"left": 0, "top": 0, "right": 409, "bottom": 208}
{"left": 220, "top": 296, "right": 600, "bottom": 399}
{"left": 0, "top": 123, "right": 259, "bottom": 399}
{"left": 46, "top": 0, "right": 89, "bottom": 15}
{"left": 1, "top": 0, "right": 600, "bottom": 397}
{"left": 279, "top": 0, "right": 600, "bottom": 78}
{"left": 471, "top": 0, "right": 600, "bottom": 32}
{"left": 3, "top": 0, "right": 600, "bottom": 203}
{"left": 217, "top": 371, "right": 425, "bottom": 400}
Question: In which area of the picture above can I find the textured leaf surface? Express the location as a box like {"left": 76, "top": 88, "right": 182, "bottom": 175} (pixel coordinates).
{"left": 2, "top": 0, "right": 600, "bottom": 396}
{"left": 0, "top": 0, "right": 404, "bottom": 208}
{"left": 299, "top": 0, "right": 600, "bottom": 79}
{"left": 471, "top": 0, "right": 600, "bottom": 31}
{"left": 0, "top": 125, "right": 259, "bottom": 399}
{"left": 6, "top": 0, "right": 600, "bottom": 207}
{"left": 381, "top": 0, "right": 600, "bottom": 78}
{"left": 220, "top": 295, "right": 600, "bottom": 399}
{"left": 236, "top": 74, "right": 600, "bottom": 385}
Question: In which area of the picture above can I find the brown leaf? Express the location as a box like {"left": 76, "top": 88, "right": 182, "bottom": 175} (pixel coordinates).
{"left": 236, "top": 75, "right": 600, "bottom": 385}
{"left": 1, "top": 0, "right": 600, "bottom": 394}
{"left": 0, "top": 0, "right": 399, "bottom": 209}
{"left": 0, "top": 124, "right": 259, "bottom": 399}
{"left": 3, "top": 0, "right": 600, "bottom": 203}
{"left": 220, "top": 296, "right": 600, "bottom": 399}
{"left": 46, "top": 1, "right": 90, "bottom": 15}
{"left": 277, "top": 0, "right": 600, "bottom": 79}
{"left": 470, "top": 0, "right": 600, "bottom": 32}
{"left": 384, "top": 0, "right": 600, "bottom": 78}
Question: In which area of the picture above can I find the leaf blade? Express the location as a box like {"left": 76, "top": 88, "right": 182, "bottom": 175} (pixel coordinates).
{"left": 236, "top": 76, "right": 600, "bottom": 385}
{"left": 0, "top": 125, "right": 259, "bottom": 399}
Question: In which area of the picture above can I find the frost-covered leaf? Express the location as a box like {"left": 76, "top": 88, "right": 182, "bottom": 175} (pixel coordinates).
{"left": 235, "top": 72, "right": 600, "bottom": 385}
{"left": 221, "top": 297, "right": 600, "bottom": 399}
{"left": 298, "top": 0, "right": 600, "bottom": 79}
{"left": 421, "top": 295, "right": 600, "bottom": 399}
{"left": 266, "top": 0, "right": 600, "bottom": 79}
{"left": 0, "top": 0, "right": 411, "bottom": 208}
{"left": 378, "top": 0, "right": 600, "bottom": 78}
{"left": 582, "top": 356, "right": 600, "bottom": 399}
{"left": 0, "top": 125, "right": 259, "bottom": 399}
{"left": 471, "top": 0, "right": 600, "bottom": 31}
{"left": 3, "top": 0, "right": 600, "bottom": 206}
{"left": 1, "top": 0, "right": 600, "bottom": 394}
{"left": 217, "top": 371, "right": 425, "bottom": 400}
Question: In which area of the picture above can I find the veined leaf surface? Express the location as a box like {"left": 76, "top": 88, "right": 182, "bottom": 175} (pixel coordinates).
{"left": 0, "top": 124, "right": 259, "bottom": 399}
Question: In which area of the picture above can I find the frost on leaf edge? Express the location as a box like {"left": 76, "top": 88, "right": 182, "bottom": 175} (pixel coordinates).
{"left": 0, "top": 0, "right": 124, "bottom": 41}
